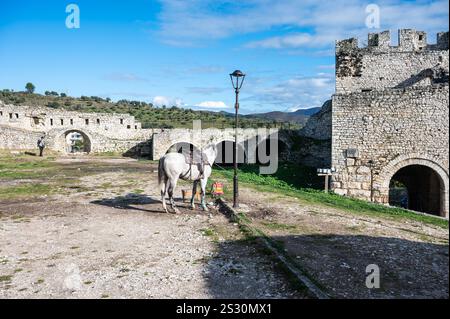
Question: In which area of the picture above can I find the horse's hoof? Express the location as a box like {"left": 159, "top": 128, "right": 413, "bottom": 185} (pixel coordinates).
{"left": 191, "top": 205, "right": 196, "bottom": 210}
{"left": 172, "top": 208, "right": 180, "bottom": 214}
{"left": 202, "top": 206, "right": 208, "bottom": 212}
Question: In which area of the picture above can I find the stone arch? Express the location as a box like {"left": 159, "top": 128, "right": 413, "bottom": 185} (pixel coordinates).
{"left": 376, "top": 154, "right": 449, "bottom": 217}
{"left": 165, "top": 141, "right": 201, "bottom": 155}
{"left": 54, "top": 129, "right": 93, "bottom": 154}
{"left": 215, "top": 139, "right": 246, "bottom": 166}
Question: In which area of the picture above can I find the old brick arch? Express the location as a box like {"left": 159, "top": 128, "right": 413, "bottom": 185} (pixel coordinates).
{"left": 376, "top": 154, "right": 449, "bottom": 217}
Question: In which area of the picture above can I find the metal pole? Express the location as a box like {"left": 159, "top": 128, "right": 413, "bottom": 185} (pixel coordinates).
{"left": 233, "top": 87, "right": 239, "bottom": 208}
{"left": 324, "top": 175, "right": 329, "bottom": 193}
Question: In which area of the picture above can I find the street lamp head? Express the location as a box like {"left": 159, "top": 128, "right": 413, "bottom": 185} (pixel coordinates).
{"left": 230, "top": 69, "right": 246, "bottom": 90}
{"left": 230, "top": 70, "right": 245, "bottom": 77}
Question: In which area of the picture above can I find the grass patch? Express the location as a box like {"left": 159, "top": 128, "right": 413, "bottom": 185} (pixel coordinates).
{"left": 0, "top": 184, "right": 53, "bottom": 199}
{"left": 262, "top": 222, "right": 298, "bottom": 231}
{"left": 212, "top": 165, "right": 448, "bottom": 229}
{"left": 0, "top": 275, "right": 13, "bottom": 282}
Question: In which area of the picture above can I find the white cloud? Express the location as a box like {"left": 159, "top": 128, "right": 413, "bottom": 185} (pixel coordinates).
{"left": 156, "top": 0, "right": 449, "bottom": 48}
{"left": 243, "top": 73, "right": 335, "bottom": 111}
{"left": 152, "top": 95, "right": 184, "bottom": 107}
{"left": 194, "top": 101, "right": 229, "bottom": 109}
{"left": 245, "top": 33, "right": 338, "bottom": 49}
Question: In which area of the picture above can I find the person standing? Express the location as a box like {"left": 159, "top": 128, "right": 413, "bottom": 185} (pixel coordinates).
{"left": 37, "top": 136, "right": 45, "bottom": 157}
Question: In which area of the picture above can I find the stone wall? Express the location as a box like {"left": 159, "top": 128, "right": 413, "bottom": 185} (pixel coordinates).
{"left": 0, "top": 102, "right": 145, "bottom": 137}
{"left": 0, "top": 125, "right": 43, "bottom": 150}
{"left": 0, "top": 101, "right": 156, "bottom": 154}
{"left": 299, "top": 100, "right": 332, "bottom": 140}
{"left": 331, "top": 85, "right": 449, "bottom": 216}
{"left": 332, "top": 29, "right": 449, "bottom": 217}
{"left": 296, "top": 100, "right": 332, "bottom": 168}
{"left": 336, "top": 30, "right": 449, "bottom": 94}
{"left": 152, "top": 127, "right": 281, "bottom": 161}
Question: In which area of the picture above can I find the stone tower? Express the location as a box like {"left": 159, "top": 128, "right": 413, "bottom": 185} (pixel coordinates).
{"left": 331, "top": 29, "right": 449, "bottom": 217}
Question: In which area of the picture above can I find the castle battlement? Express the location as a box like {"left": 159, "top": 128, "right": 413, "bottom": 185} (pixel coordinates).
{"left": 335, "top": 29, "right": 449, "bottom": 94}
{"left": 336, "top": 29, "right": 449, "bottom": 53}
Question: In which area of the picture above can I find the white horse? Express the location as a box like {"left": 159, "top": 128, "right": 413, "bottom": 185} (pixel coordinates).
{"left": 158, "top": 144, "right": 217, "bottom": 214}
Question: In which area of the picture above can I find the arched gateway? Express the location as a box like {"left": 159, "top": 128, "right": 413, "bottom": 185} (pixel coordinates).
{"left": 54, "top": 129, "right": 93, "bottom": 154}
{"left": 377, "top": 156, "right": 449, "bottom": 217}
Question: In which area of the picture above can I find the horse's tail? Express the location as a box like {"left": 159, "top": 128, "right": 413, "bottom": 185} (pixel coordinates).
{"left": 158, "top": 157, "right": 165, "bottom": 195}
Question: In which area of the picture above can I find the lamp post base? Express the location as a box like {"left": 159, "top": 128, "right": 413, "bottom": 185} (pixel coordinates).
{"left": 233, "top": 175, "right": 239, "bottom": 208}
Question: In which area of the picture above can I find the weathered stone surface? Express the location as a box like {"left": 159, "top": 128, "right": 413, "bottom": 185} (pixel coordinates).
{"left": 0, "top": 102, "right": 156, "bottom": 154}
{"left": 332, "top": 29, "right": 449, "bottom": 218}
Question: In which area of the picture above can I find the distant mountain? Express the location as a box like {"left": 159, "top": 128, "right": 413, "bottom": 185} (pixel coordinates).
{"left": 242, "top": 107, "right": 321, "bottom": 124}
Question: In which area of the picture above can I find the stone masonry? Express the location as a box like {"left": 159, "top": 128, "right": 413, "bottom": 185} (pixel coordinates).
{"left": 0, "top": 102, "right": 156, "bottom": 154}
{"left": 331, "top": 29, "right": 449, "bottom": 217}
{"left": 0, "top": 102, "right": 285, "bottom": 164}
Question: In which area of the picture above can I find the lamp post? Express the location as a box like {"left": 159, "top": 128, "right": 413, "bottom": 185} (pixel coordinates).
{"left": 230, "top": 70, "right": 246, "bottom": 208}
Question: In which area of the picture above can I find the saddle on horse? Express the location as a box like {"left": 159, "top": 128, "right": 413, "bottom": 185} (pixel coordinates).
{"left": 181, "top": 149, "right": 210, "bottom": 179}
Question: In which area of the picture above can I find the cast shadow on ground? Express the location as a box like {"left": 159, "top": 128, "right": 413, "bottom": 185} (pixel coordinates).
{"left": 91, "top": 193, "right": 164, "bottom": 214}
{"left": 204, "top": 234, "right": 449, "bottom": 299}
{"left": 90, "top": 193, "right": 197, "bottom": 214}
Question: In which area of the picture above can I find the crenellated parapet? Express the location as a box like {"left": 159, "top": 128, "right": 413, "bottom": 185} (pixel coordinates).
{"left": 336, "top": 29, "right": 449, "bottom": 94}
{"left": 337, "top": 29, "right": 449, "bottom": 53}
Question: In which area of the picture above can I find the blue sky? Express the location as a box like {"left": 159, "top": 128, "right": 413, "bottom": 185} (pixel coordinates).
{"left": 0, "top": 0, "right": 448, "bottom": 114}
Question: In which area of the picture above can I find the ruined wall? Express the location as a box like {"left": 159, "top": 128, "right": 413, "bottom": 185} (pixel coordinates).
{"left": 152, "top": 127, "right": 281, "bottom": 161}
{"left": 336, "top": 30, "right": 449, "bottom": 94}
{"left": 0, "top": 125, "right": 43, "bottom": 150}
{"left": 295, "top": 100, "right": 332, "bottom": 168}
{"left": 0, "top": 101, "right": 156, "bottom": 154}
{"left": 0, "top": 102, "right": 144, "bottom": 137}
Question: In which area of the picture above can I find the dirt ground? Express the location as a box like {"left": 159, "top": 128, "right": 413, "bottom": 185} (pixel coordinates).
{"left": 1, "top": 155, "right": 448, "bottom": 299}
{"left": 0, "top": 156, "right": 302, "bottom": 299}
{"left": 236, "top": 188, "right": 449, "bottom": 298}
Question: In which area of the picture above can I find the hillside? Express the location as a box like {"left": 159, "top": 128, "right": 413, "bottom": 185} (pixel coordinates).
{"left": 242, "top": 107, "right": 321, "bottom": 125}
{"left": 0, "top": 90, "right": 304, "bottom": 129}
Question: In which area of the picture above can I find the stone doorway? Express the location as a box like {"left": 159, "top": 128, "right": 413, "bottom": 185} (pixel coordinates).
{"left": 389, "top": 165, "right": 443, "bottom": 216}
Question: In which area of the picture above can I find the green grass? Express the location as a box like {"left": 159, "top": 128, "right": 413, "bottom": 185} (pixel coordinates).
{"left": 0, "top": 184, "right": 53, "bottom": 199}
{"left": 262, "top": 222, "right": 298, "bottom": 231}
{"left": 0, "top": 275, "right": 13, "bottom": 282}
{"left": 212, "top": 165, "right": 448, "bottom": 229}
{"left": 0, "top": 156, "right": 54, "bottom": 180}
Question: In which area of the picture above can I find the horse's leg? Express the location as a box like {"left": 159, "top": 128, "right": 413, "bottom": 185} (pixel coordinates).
{"left": 190, "top": 180, "right": 198, "bottom": 210}
{"left": 168, "top": 177, "right": 180, "bottom": 214}
{"left": 162, "top": 176, "right": 169, "bottom": 213}
{"left": 200, "top": 178, "right": 208, "bottom": 211}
